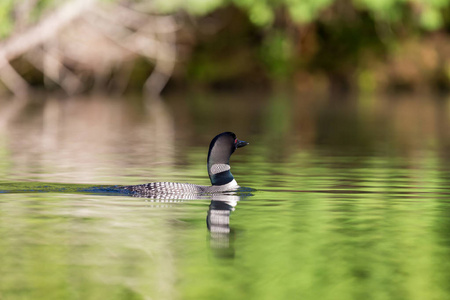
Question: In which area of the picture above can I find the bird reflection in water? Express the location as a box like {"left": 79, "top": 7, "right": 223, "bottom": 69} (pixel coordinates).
{"left": 130, "top": 188, "right": 253, "bottom": 259}
{"left": 207, "top": 193, "right": 240, "bottom": 258}
{"left": 206, "top": 188, "right": 254, "bottom": 258}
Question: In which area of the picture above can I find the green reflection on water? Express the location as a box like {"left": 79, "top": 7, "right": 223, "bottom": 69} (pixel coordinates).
{"left": 0, "top": 93, "right": 449, "bottom": 299}
{"left": 0, "top": 149, "right": 448, "bottom": 300}
{"left": 0, "top": 193, "right": 182, "bottom": 300}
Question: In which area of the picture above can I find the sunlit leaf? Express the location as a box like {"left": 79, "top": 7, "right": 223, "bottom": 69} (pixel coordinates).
{"left": 420, "top": 7, "right": 443, "bottom": 31}
{"left": 249, "top": 2, "right": 274, "bottom": 26}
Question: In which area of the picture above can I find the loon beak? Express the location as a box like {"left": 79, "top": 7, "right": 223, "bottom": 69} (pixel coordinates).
{"left": 236, "top": 139, "right": 249, "bottom": 148}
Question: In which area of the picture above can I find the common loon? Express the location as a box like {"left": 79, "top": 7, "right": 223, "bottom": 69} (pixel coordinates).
{"left": 123, "top": 132, "right": 248, "bottom": 198}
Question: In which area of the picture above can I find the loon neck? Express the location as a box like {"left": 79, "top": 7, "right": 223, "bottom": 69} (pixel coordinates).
{"left": 209, "top": 169, "right": 235, "bottom": 186}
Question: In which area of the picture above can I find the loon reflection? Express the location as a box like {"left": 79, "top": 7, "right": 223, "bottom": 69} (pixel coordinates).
{"left": 136, "top": 190, "right": 253, "bottom": 257}
{"left": 207, "top": 193, "right": 242, "bottom": 257}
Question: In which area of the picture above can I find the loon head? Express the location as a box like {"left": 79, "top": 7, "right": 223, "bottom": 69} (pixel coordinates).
{"left": 207, "top": 132, "right": 248, "bottom": 186}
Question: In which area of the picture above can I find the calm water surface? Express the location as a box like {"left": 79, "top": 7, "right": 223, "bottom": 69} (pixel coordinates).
{"left": 0, "top": 93, "right": 449, "bottom": 300}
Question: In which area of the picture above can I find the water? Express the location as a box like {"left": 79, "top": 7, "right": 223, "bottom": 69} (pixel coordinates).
{"left": 0, "top": 93, "right": 449, "bottom": 300}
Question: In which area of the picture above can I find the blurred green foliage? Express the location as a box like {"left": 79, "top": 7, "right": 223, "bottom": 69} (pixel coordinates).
{"left": 150, "top": 0, "right": 450, "bottom": 30}
{"left": 0, "top": 0, "right": 447, "bottom": 38}
{"left": 0, "top": 0, "right": 448, "bottom": 92}
{"left": 260, "top": 31, "right": 295, "bottom": 79}
{"left": 151, "top": 0, "right": 450, "bottom": 31}
{"left": 0, "top": 0, "right": 14, "bottom": 38}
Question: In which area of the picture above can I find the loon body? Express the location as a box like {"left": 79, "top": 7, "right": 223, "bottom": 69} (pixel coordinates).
{"left": 123, "top": 132, "right": 248, "bottom": 198}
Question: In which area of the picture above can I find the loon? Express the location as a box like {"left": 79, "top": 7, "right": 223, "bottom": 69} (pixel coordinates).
{"left": 123, "top": 132, "right": 248, "bottom": 198}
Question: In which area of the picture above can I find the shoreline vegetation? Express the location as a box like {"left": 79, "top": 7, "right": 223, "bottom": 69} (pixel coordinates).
{"left": 0, "top": 0, "right": 449, "bottom": 98}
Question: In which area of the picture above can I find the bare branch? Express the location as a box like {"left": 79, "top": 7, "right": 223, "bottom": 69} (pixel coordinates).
{"left": 0, "top": 0, "right": 179, "bottom": 96}
{"left": 26, "top": 47, "right": 84, "bottom": 95}
{"left": 0, "top": 0, "right": 95, "bottom": 65}
{"left": 0, "top": 55, "right": 30, "bottom": 97}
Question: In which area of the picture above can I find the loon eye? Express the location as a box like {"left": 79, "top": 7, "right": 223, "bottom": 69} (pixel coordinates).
{"left": 234, "top": 139, "right": 237, "bottom": 144}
